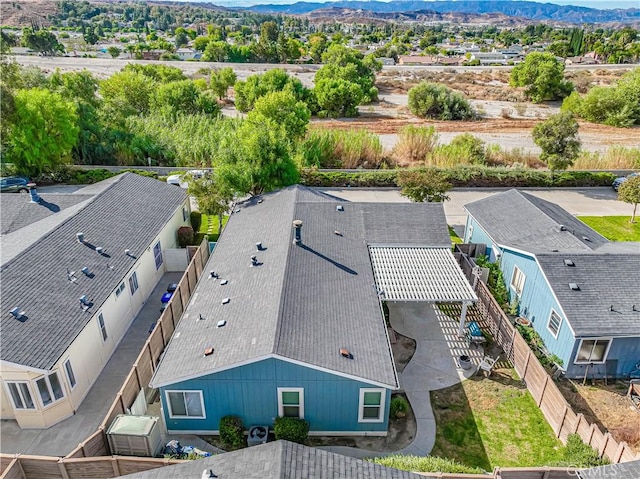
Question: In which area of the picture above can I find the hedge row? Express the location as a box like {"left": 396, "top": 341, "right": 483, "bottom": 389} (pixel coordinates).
{"left": 300, "top": 167, "right": 616, "bottom": 188}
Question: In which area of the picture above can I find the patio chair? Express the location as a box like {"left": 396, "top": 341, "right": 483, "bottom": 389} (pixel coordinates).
{"left": 465, "top": 321, "right": 487, "bottom": 348}
{"left": 477, "top": 355, "right": 498, "bottom": 377}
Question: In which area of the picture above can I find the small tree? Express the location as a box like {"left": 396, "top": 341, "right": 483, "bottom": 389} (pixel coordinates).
{"left": 107, "top": 46, "right": 121, "bottom": 58}
{"left": 618, "top": 175, "right": 640, "bottom": 223}
{"left": 177, "top": 226, "right": 195, "bottom": 247}
{"left": 532, "top": 112, "right": 581, "bottom": 171}
{"left": 510, "top": 52, "right": 573, "bottom": 103}
{"left": 407, "top": 82, "right": 475, "bottom": 120}
{"left": 397, "top": 169, "right": 452, "bottom": 203}
{"left": 210, "top": 67, "right": 237, "bottom": 100}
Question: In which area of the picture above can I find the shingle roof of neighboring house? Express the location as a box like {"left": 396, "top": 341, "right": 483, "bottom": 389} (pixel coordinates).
{"left": 0, "top": 173, "right": 186, "bottom": 370}
{"left": 578, "top": 460, "right": 640, "bottom": 479}
{"left": 151, "top": 186, "right": 452, "bottom": 389}
{"left": 0, "top": 194, "right": 93, "bottom": 236}
{"left": 116, "top": 440, "right": 424, "bottom": 479}
{"left": 464, "top": 189, "right": 609, "bottom": 253}
{"left": 536, "top": 253, "right": 640, "bottom": 336}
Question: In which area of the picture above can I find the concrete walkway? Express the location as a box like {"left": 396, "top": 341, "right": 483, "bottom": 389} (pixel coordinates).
{"left": 0, "top": 272, "right": 184, "bottom": 457}
{"left": 321, "top": 303, "right": 483, "bottom": 459}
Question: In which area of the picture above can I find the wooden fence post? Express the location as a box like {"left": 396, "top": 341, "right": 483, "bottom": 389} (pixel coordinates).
{"left": 612, "top": 441, "right": 627, "bottom": 464}
{"left": 574, "top": 413, "right": 584, "bottom": 435}
{"left": 537, "top": 375, "right": 549, "bottom": 407}
{"left": 600, "top": 432, "right": 611, "bottom": 458}
{"left": 556, "top": 405, "right": 568, "bottom": 438}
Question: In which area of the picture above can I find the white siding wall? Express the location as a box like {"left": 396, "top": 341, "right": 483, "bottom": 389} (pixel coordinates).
{"left": 1, "top": 199, "right": 190, "bottom": 428}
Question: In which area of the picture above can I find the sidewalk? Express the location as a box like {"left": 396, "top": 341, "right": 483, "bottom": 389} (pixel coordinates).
{"left": 0, "top": 272, "right": 184, "bottom": 457}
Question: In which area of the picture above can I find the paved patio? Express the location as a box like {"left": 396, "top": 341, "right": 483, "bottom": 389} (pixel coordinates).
{"left": 321, "top": 302, "right": 485, "bottom": 459}
{"left": 0, "top": 272, "right": 184, "bottom": 457}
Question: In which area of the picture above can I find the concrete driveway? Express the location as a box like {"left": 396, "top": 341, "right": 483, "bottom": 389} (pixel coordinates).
{"left": 0, "top": 272, "right": 184, "bottom": 456}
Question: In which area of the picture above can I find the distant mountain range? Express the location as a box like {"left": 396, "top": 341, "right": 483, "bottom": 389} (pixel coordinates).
{"left": 242, "top": 1, "right": 640, "bottom": 24}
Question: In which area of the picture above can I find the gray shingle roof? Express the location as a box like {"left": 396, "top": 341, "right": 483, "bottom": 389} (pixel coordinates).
{"left": 0, "top": 173, "right": 186, "bottom": 370}
{"left": 0, "top": 193, "right": 92, "bottom": 235}
{"left": 536, "top": 253, "right": 640, "bottom": 336}
{"left": 578, "top": 460, "right": 640, "bottom": 479}
{"left": 464, "top": 189, "right": 608, "bottom": 253}
{"left": 116, "top": 440, "right": 424, "bottom": 479}
{"left": 152, "top": 186, "right": 451, "bottom": 388}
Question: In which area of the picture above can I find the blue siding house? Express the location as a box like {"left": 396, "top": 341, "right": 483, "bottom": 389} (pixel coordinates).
{"left": 151, "top": 186, "right": 459, "bottom": 435}
{"left": 464, "top": 189, "right": 640, "bottom": 379}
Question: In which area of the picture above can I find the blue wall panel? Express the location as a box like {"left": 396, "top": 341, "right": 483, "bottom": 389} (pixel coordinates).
{"left": 160, "top": 358, "right": 391, "bottom": 434}
{"left": 465, "top": 217, "right": 495, "bottom": 261}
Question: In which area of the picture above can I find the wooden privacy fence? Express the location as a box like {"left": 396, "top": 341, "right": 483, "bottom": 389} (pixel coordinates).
{"left": 65, "top": 238, "right": 211, "bottom": 461}
{"left": 458, "top": 252, "right": 639, "bottom": 464}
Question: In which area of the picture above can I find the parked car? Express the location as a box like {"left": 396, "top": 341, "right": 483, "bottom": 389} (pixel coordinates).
{"left": 612, "top": 172, "right": 639, "bottom": 191}
{"left": 166, "top": 170, "right": 206, "bottom": 189}
{"left": 0, "top": 176, "right": 31, "bottom": 193}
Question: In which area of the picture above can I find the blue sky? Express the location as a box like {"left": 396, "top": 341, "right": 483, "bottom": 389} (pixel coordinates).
{"left": 202, "top": 0, "right": 640, "bottom": 8}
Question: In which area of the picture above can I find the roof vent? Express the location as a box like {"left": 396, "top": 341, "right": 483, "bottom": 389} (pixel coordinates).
{"left": 559, "top": 224, "right": 567, "bottom": 231}
{"left": 95, "top": 246, "right": 104, "bottom": 254}
{"left": 582, "top": 236, "right": 591, "bottom": 242}
{"left": 81, "top": 266, "right": 92, "bottom": 277}
{"left": 220, "top": 279, "right": 228, "bottom": 285}
{"left": 204, "top": 347, "right": 214, "bottom": 357}
{"left": 334, "top": 230, "right": 342, "bottom": 236}
{"left": 293, "top": 220, "right": 303, "bottom": 245}
{"left": 76, "top": 232, "right": 84, "bottom": 243}
{"left": 201, "top": 469, "right": 216, "bottom": 479}
{"left": 79, "top": 295, "right": 92, "bottom": 311}
{"left": 9, "top": 307, "right": 26, "bottom": 321}
{"left": 217, "top": 320, "right": 227, "bottom": 328}
{"left": 563, "top": 259, "right": 575, "bottom": 267}
{"left": 222, "top": 297, "right": 230, "bottom": 305}
{"left": 67, "top": 270, "right": 77, "bottom": 283}
{"left": 198, "top": 314, "right": 205, "bottom": 321}
{"left": 569, "top": 283, "right": 580, "bottom": 291}
{"left": 340, "top": 348, "right": 353, "bottom": 359}
{"left": 250, "top": 255, "right": 259, "bottom": 267}
{"left": 210, "top": 270, "right": 218, "bottom": 279}
{"left": 256, "top": 242, "right": 263, "bottom": 251}
{"left": 336, "top": 205, "right": 344, "bottom": 211}
{"left": 125, "top": 249, "right": 136, "bottom": 258}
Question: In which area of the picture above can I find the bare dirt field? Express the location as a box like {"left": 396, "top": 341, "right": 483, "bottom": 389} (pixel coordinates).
{"left": 556, "top": 379, "right": 640, "bottom": 454}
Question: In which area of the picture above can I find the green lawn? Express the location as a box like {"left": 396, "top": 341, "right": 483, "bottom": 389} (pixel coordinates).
{"left": 430, "top": 369, "right": 564, "bottom": 470}
{"left": 449, "top": 226, "right": 463, "bottom": 245}
{"left": 577, "top": 216, "right": 640, "bottom": 242}
{"left": 199, "top": 214, "right": 229, "bottom": 242}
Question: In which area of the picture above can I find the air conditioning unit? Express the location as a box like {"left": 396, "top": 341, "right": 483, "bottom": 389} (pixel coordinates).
{"left": 107, "top": 414, "right": 162, "bottom": 457}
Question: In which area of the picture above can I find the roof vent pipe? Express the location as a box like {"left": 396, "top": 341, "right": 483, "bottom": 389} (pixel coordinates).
{"left": 256, "top": 242, "right": 263, "bottom": 251}
{"left": 293, "top": 220, "right": 303, "bottom": 245}
{"left": 77, "top": 232, "right": 84, "bottom": 243}
{"left": 29, "top": 185, "right": 41, "bottom": 203}
{"left": 96, "top": 246, "right": 104, "bottom": 254}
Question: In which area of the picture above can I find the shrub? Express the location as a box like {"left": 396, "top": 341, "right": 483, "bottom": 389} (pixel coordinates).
{"left": 553, "top": 434, "right": 609, "bottom": 468}
{"left": 273, "top": 416, "right": 309, "bottom": 444}
{"left": 177, "top": 226, "right": 195, "bottom": 248}
{"left": 389, "top": 395, "right": 409, "bottom": 419}
{"left": 219, "top": 415, "right": 245, "bottom": 450}
{"left": 407, "top": 81, "right": 476, "bottom": 120}
{"left": 428, "top": 134, "right": 486, "bottom": 168}
{"left": 190, "top": 211, "right": 202, "bottom": 232}
{"left": 299, "top": 129, "right": 384, "bottom": 169}
{"left": 370, "top": 455, "right": 484, "bottom": 474}
{"left": 391, "top": 125, "right": 439, "bottom": 167}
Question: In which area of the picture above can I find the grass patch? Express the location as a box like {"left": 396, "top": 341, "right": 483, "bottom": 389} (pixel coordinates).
{"left": 577, "top": 216, "right": 640, "bottom": 242}
{"left": 449, "top": 226, "right": 463, "bottom": 245}
{"left": 431, "top": 369, "right": 565, "bottom": 470}
{"left": 200, "top": 214, "right": 229, "bottom": 242}
{"left": 370, "top": 455, "right": 483, "bottom": 474}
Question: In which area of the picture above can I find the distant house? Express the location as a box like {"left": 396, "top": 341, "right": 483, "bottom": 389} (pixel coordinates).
{"left": 470, "top": 52, "right": 508, "bottom": 65}
{"left": 0, "top": 174, "right": 189, "bottom": 428}
{"left": 151, "top": 186, "right": 475, "bottom": 435}
{"left": 464, "top": 189, "right": 640, "bottom": 379}
{"left": 176, "top": 48, "right": 201, "bottom": 61}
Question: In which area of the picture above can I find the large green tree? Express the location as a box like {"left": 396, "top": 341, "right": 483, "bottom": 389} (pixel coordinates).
{"left": 234, "top": 69, "right": 309, "bottom": 112}
{"left": 152, "top": 80, "right": 220, "bottom": 118}
{"left": 510, "top": 52, "right": 573, "bottom": 103}
{"left": 187, "top": 176, "right": 233, "bottom": 235}
{"left": 99, "top": 70, "right": 156, "bottom": 121}
{"left": 21, "top": 27, "right": 63, "bottom": 56}
{"left": 618, "top": 175, "right": 640, "bottom": 223}
{"left": 5, "top": 88, "right": 79, "bottom": 176}
{"left": 532, "top": 111, "right": 581, "bottom": 171}
{"left": 248, "top": 90, "right": 310, "bottom": 140}
{"left": 407, "top": 82, "right": 475, "bottom": 120}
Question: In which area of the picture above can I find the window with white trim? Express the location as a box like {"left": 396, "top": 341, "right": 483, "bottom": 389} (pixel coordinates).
{"left": 182, "top": 206, "right": 188, "bottom": 222}
{"left": 575, "top": 339, "right": 611, "bottom": 364}
{"left": 510, "top": 266, "right": 526, "bottom": 296}
{"left": 64, "top": 359, "right": 76, "bottom": 389}
{"left": 547, "top": 310, "right": 562, "bottom": 337}
{"left": 35, "top": 372, "right": 64, "bottom": 407}
{"left": 115, "top": 282, "right": 125, "bottom": 297}
{"left": 166, "top": 390, "right": 205, "bottom": 418}
{"left": 128, "top": 271, "right": 139, "bottom": 295}
{"left": 358, "top": 388, "right": 386, "bottom": 423}
{"left": 98, "top": 313, "right": 108, "bottom": 342}
{"left": 153, "top": 241, "right": 163, "bottom": 270}
{"left": 277, "top": 388, "right": 304, "bottom": 419}
{"left": 6, "top": 381, "right": 36, "bottom": 410}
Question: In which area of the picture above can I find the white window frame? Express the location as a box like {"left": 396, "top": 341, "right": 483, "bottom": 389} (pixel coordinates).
{"left": 97, "top": 313, "right": 108, "bottom": 342}
{"left": 5, "top": 381, "right": 36, "bottom": 410}
{"left": 358, "top": 388, "right": 386, "bottom": 423}
{"left": 466, "top": 224, "right": 474, "bottom": 242}
{"left": 547, "top": 309, "right": 562, "bottom": 338}
{"left": 510, "top": 266, "right": 526, "bottom": 297}
{"left": 574, "top": 338, "right": 612, "bottom": 365}
{"left": 128, "top": 271, "right": 139, "bottom": 295}
{"left": 153, "top": 241, "right": 163, "bottom": 270}
{"left": 277, "top": 387, "right": 304, "bottom": 419}
{"left": 115, "top": 282, "right": 125, "bottom": 297}
{"left": 64, "top": 359, "right": 77, "bottom": 389}
{"left": 34, "top": 372, "right": 65, "bottom": 408}
{"left": 165, "top": 390, "right": 205, "bottom": 419}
